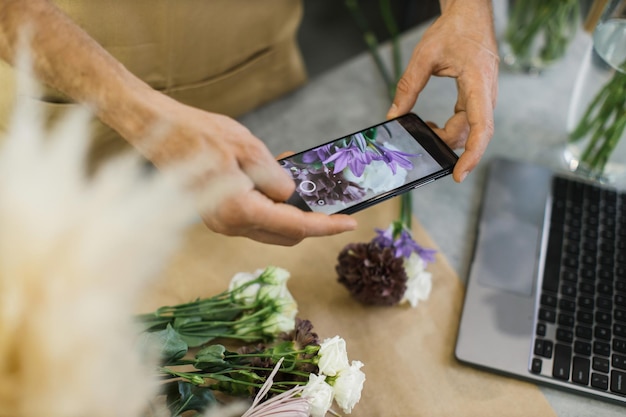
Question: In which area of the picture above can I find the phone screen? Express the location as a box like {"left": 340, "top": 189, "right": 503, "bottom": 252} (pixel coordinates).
{"left": 279, "top": 113, "right": 458, "bottom": 215}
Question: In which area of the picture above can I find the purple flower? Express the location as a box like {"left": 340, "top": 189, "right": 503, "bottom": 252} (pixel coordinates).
{"left": 302, "top": 144, "right": 333, "bottom": 164}
{"left": 371, "top": 227, "right": 394, "bottom": 248}
{"left": 372, "top": 226, "right": 436, "bottom": 264}
{"left": 371, "top": 143, "right": 420, "bottom": 175}
{"left": 322, "top": 144, "right": 374, "bottom": 177}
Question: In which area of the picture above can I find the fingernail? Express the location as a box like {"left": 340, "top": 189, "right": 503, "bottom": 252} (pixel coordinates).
{"left": 459, "top": 170, "right": 469, "bottom": 182}
{"left": 387, "top": 103, "right": 398, "bottom": 118}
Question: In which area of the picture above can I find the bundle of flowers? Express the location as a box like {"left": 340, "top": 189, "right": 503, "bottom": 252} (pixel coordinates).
{"left": 140, "top": 267, "right": 366, "bottom": 417}
{"left": 137, "top": 266, "right": 298, "bottom": 351}
{"left": 336, "top": 220, "right": 436, "bottom": 307}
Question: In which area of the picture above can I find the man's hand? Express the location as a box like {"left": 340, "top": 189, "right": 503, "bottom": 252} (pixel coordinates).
{"left": 387, "top": 0, "right": 499, "bottom": 182}
{"left": 0, "top": 0, "right": 356, "bottom": 246}
{"left": 135, "top": 94, "right": 357, "bottom": 246}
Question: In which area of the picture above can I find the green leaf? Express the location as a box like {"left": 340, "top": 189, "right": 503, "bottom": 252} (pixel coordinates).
{"left": 137, "top": 324, "right": 188, "bottom": 364}
{"left": 194, "top": 344, "right": 232, "bottom": 372}
{"left": 165, "top": 381, "right": 217, "bottom": 416}
{"left": 178, "top": 333, "right": 216, "bottom": 348}
{"left": 173, "top": 316, "right": 201, "bottom": 328}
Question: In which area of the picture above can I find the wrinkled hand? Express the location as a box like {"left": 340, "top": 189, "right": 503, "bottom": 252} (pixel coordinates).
{"left": 136, "top": 95, "right": 357, "bottom": 246}
{"left": 387, "top": 0, "right": 499, "bottom": 182}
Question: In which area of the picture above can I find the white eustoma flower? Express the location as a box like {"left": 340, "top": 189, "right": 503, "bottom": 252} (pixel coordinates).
{"left": 258, "top": 267, "right": 293, "bottom": 301}
{"left": 260, "top": 266, "right": 291, "bottom": 285}
{"left": 262, "top": 297, "right": 298, "bottom": 335}
{"left": 401, "top": 253, "right": 432, "bottom": 308}
{"left": 332, "top": 360, "right": 366, "bottom": 414}
{"left": 301, "top": 373, "right": 334, "bottom": 417}
{"left": 343, "top": 159, "right": 408, "bottom": 194}
{"left": 229, "top": 269, "right": 264, "bottom": 304}
{"left": 343, "top": 141, "right": 408, "bottom": 193}
{"left": 318, "top": 336, "right": 350, "bottom": 376}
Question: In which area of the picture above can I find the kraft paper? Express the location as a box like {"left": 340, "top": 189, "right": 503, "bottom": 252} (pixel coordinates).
{"left": 139, "top": 199, "right": 557, "bottom": 417}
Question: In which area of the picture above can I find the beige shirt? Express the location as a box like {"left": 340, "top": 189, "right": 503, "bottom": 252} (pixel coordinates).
{"left": 0, "top": 0, "right": 306, "bottom": 158}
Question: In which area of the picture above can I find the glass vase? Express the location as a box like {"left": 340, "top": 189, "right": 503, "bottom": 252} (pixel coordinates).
{"left": 564, "top": 0, "right": 626, "bottom": 185}
{"left": 500, "top": 0, "right": 580, "bottom": 73}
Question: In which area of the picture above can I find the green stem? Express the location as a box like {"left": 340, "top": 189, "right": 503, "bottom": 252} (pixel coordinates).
{"left": 570, "top": 62, "right": 626, "bottom": 174}
{"left": 505, "top": 0, "right": 578, "bottom": 64}
{"left": 400, "top": 193, "right": 412, "bottom": 229}
{"left": 345, "top": 0, "right": 412, "bottom": 229}
{"left": 345, "top": 0, "right": 394, "bottom": 100}
{"left": 379, "top": 0, "right": 401, "bottom": 87}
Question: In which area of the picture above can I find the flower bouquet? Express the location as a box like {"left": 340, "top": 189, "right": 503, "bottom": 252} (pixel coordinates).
{"left": 336, "top": 220, "right": 435, "bottom": 307}
{"left": 139, "top": 267, "right": 366, "bottom": 417}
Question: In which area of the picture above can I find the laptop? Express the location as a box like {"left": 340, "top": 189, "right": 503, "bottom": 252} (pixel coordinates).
{"left": 455, "top": 156, "right": 626, "bottom": 405}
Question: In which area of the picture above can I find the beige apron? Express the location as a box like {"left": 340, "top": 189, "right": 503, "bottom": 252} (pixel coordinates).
{"left": 0, "top": 0, "right": 307, "bottom": 160}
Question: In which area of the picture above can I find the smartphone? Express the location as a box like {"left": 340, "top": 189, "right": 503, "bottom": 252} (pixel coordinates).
{"left": 279, "top": 112, "right": 458, "bottom": 215}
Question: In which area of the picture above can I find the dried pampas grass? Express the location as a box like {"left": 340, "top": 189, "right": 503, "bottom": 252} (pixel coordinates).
{"left": 0, "top": 51, "right": 198, "bottom": 416}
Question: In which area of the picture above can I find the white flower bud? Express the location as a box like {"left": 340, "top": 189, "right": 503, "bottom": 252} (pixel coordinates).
{"left": 228, "top": 269, "right": 264, "bottom": 304}
{"left": 261, "top": 266, "right": 291, "bottom": 285}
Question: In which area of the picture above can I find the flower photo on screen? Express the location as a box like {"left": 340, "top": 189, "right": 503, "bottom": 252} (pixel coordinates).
{"left": 281, "top": 121, "right": 430, "bottom": 214}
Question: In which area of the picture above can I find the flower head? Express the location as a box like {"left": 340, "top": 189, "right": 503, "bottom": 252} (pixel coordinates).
{"left": 280, "top": 318, "right": 320, "bottom": 351}
{"left": 336, "top": 242, "right": 408, "bottom": 306}
{"left": 262, "top": 296, "right": 298, "bottom": 335}
{"left": 301, "top": 373, "right": 334, "bottom": 417}
{"left": 323, "top": 142, "right": 375, "bottom": 178}
{"left": 373, "top": 223, "right": 437, "bottom": 264}
{"left": 343, "top": 159, "right": 408, "bottom": 194}
{"left": 337, "top": 220, "right": 436, "bottom": 307}
{"left": 317, "top": 336, "right": 350, "bottom": 377}
{"left": 229, "top": 270, "right": 263, "bottom": 304}
{"left": 332, "top": 360, "right": 366, "bottom": 414}
{"left": 370, "top": 141, "right": 419, "bottom": 174}
{"left": 401, "top": 253, "right": 433, "bottom": 307}
{"left": 242, "top": 357, "right": 310, "bottom": 417}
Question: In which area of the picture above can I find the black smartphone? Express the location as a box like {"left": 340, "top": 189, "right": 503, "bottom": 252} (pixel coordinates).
{"left": 279, "top": 112, "right": 458, "bottom": 215}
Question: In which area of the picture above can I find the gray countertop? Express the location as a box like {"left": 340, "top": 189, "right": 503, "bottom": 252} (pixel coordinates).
{"left": 239, "top": 16, "right": 625, "bottom": 417}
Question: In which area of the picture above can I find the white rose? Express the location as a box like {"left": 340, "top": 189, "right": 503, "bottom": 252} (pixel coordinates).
{"left": 318, "top": 336, "right": 350, "bottom": 376}
{"left": 401, "top": 253, "right": 432, "bottom": 308}
{"left": 301, "top": 373, "right": 334, "bottom": 417}
{"left": 332, "top": 360, "right": 366, "bottom": 414}
{"left": 228, "top": 269, "right": 264, "bottom": 303}
{"left": 343, "top": 159, "right": 407, "bottom": 194}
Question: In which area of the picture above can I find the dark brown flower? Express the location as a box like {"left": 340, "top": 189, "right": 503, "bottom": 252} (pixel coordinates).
{"left": 237, "top": 343, "right": 273, "bottom": 369}
{"left": 279, "top": 318, "right": 319, "bottom": 350}
{"left": 336, "top": 241, "right": 407, "bottom": 306}
{"left": 278, "top": 318, "right": 320, "bottom": 378}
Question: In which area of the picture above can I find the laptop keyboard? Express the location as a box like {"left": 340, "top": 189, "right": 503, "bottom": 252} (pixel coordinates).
{"left": 532, "top": 175, "right": 626, "bottom": 399}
